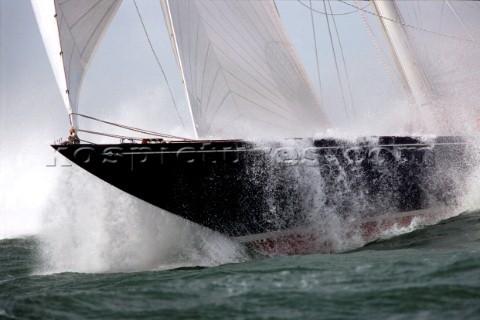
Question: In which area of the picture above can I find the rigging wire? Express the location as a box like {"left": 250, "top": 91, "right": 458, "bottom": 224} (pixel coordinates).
{"left": 77, "top": 129, "right": 163, "bottom": 142}
{"left": 327, "top": 0, "right": 356, "bottom": 119}
{"left": 434, "top": 0, "right": 447, "bottom": 64}
{"left": 295, "top": 0, "right": 369, "bottom": 16}
{"left": 352, "top": 0, "right": 399, "bottom": 94}
{"left": 309, "top": 0, "right": 325, "bottom": 106}
{"left": 337, "top": 0, "right": 480, "bottom": 45}
{"left": 445, "top": 0, "right": 474, "bottom": 41}
{"left": 73, "top": 112, "right": 190, "bottom": 141}
{"left": 322, "top": 0, "right": 350, "bottom": 123}
{"left": 133, "top": 0, "right": 187, "bottom": 130}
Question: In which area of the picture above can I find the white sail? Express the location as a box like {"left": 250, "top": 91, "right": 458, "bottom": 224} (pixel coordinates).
{"left": 164, "top": 0, "right": 330, "bottom": 139}
{"left": 31, "top": 0, "right": 121, "bottom": 127}
{"left": 371, "top": 1, "right": 432, "bottom": 106}
{"left": 385, "top": 0, "right": 480, "bottom": 132}
{"left": 371, "top": 0, "right": 435, "bottom": 132}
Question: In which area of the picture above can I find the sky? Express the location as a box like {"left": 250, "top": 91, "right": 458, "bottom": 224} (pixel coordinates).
{"left": 0, "top": 0, "right": 415, "bottom": 179}
{"left": 6, "top": 0, "right": 468, "bottom": 239}
{"left": 0, "top": 0, "right": 414, "bottom": 240}
{"left": 3, "top": 1, "right": 479, "bottom": 146}
{"left": 0, "top": 1, "right": 249, "bottom": 268}
{"left": 1, "top": 0, "right": 480, "bottom": 272}
{"left": 2, "top": 0, "right": 412, "bottom": 144}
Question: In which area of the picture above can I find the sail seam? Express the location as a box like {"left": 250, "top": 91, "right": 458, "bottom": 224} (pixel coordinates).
{"left": 199, "top": 3, "right": 283, "bottom": 98}
{"left": 183, "top": 0, "right": 246, "bottom": 135}
{"left": 198, "top": 43, "right": 211, "bottom": 124}
{"left": 268, "top": 0, "right": 330, "bottom": 127}
{"left": 212, "top": 46, "right": 291, "bottom": 113}
{"left": 198, "top": 1, "right": 314, "bottom": 121}
{"left": 201, "top": 0, "right": 306, "bottom": 116}
{"left": 54, "top": 0, "right": 121, "bottom": 125}
{"left": 221, "top": 68, "right": 300, "bottom": 118}
{"left": 202, "top": 68, "right": 226, "bottom": 121}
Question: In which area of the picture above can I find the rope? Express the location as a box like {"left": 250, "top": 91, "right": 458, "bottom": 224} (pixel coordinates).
{"left": 77, "top": 129, "right": 154, "bottom": 142}
{"left": 76, "top": 138, "right": 95, "bottom": 145}
{"left": 133, "top": 0, "right": 187, "bottom": 129}
{"left": 354, "top": 0, "right": 399, "bottom": 92}
{"left": 337, "top": 0, "right": 480, "bottom": 45}
{"left": 327, "top": 0, "right": 356, "bottom": 119}
{"left": 445, "top": 0, "right": 474, "bottom": 42}
{"left": 322, "top": 0, "right": 350, "bottom": 123}
{"left": 309, "top": 0, "right": 324, "bottom": 106}
{"left": 296, "top": 0, "right": 369, "bottom": 16}
{"left": 73, "top": 113, "right": 190, "bottom": 141}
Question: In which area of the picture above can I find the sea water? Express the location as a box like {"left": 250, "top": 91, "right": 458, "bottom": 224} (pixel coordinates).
{"left": 1, "top": 210, "right": 479, "bottom": 319}
{"left": 1, "top": 139, "right": 480, "bottom": 319}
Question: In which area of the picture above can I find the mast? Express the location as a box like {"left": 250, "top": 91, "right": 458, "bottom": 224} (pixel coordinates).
{"left": 160, "top": 0, "right": 199, "bottom": 139}
{"left": 370, "top": 0, "right": 434, "bottom": 131}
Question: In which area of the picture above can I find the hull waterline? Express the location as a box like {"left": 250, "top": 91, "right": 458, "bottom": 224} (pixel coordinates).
{"left": 53, "top": 136, "right": 471, "bottom": 254}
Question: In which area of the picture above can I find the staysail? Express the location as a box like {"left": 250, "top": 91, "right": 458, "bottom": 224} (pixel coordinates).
{"left": 162, "top": 0, "right": 330, "bottom": 139}
{"left": 31, "top": 0, "right": 480, "bottom": 137}
{"left": 31, "top": 0, "right": 121, "bottom": 128}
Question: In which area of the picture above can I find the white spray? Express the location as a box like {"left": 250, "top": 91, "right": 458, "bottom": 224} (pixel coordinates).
{"left": 37, "top": 165, "right": 248, "bottom": 274}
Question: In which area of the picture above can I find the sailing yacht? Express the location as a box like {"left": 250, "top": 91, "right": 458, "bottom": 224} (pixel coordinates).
{"left": 32, "top": 0, "right": 478, "bottom": 255}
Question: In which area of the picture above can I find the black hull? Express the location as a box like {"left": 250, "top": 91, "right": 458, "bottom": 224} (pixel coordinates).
{"left": 53, "top": 136, "right": 471, "bottom": 240}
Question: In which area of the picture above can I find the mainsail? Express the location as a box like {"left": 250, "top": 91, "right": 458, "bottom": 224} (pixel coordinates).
{"left": 31, "top": 0, "right": 121, "bottom": 127}
{"left": 31, "top": 0, "right": 480, "bottom": 137}
{"left": 162, "top": 0, "right": 330, "bottom": 139}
